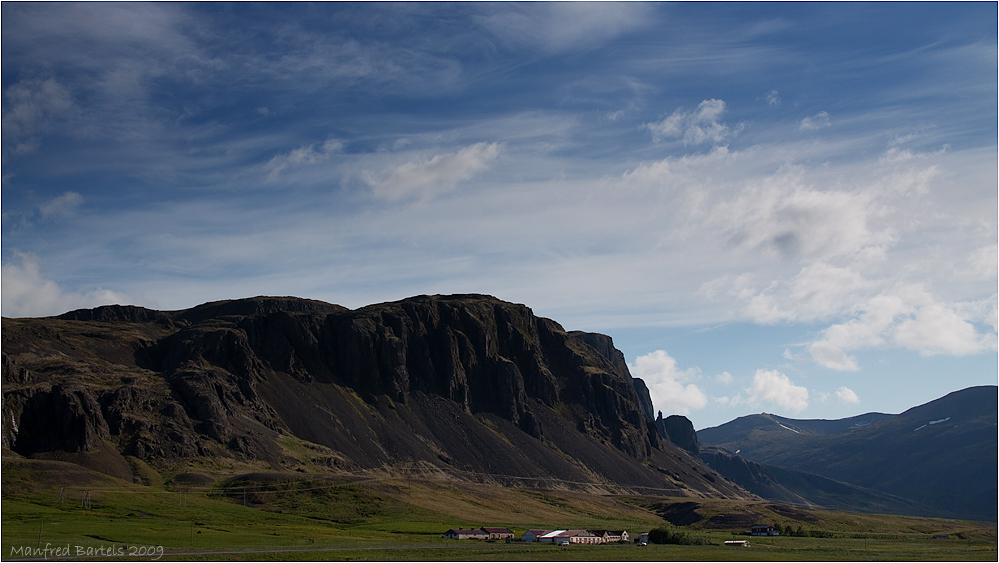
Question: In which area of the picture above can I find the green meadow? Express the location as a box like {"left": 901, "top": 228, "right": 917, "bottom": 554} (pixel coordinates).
{"left": 3, "top": 458, "right": 995, "bottom": 561}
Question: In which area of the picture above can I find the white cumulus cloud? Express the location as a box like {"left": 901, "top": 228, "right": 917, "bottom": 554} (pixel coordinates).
{"left": 712, "top": 176, "right": 893, "bottom": 262}
{"left": 746, "top": 369, "right": 809, "bottom": 413}
{"left": 645, "top": 99, "right": 739, "bottom": 145}
{"left": 806, "top": 287, "right": 995, "bottom": 370}
{"left": 628, "top": 350, "right": 708, "bottom": 416}
{"left": 1, "top": 252, "right": 129, "bottom": 317}
{"left": 692, "top": 145, "right": 996, "bottom": 371}
{"left": 836, "top": 386, "right": 860, "bottom": 404}
{"left": 893, "top": 302, "right": 992, "bottom": 356}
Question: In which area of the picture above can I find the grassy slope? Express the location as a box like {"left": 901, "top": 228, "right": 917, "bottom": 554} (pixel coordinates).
{"left": 2, "top": 457, "right": 995, "bottom": 561}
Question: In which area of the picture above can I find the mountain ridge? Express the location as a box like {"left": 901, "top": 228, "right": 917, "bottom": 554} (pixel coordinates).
{"left": 697, "top": 385, "right": 998, "bottom": 521}
{"left": 2, "top": 294, "right": 745, "bottom": 500}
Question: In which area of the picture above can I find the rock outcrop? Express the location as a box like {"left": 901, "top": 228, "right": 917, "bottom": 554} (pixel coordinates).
{"left": 660, "top": 413, "right": 699, "bottom": 455}
{"left": 58, "top": 304, "right": 172, "bottom": 324}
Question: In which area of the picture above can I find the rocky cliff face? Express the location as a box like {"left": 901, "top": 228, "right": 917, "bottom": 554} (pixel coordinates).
{"left": 660, "top": 414, "right": 700, "bottom": 455}
{"left": 630, "top": 378, "right": 657, "bottom": 424}
{"left": 2, "top": 295, "right": 746, "bottom": 498}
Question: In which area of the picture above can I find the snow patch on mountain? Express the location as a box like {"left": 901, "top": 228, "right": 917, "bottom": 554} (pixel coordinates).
{"left": 915, "top": 417, "right": 951, "bottom": 431}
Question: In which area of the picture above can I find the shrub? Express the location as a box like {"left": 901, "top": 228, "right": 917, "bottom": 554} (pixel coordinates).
{"left": 648, "top": 523, "right": 713, "bottom": 546}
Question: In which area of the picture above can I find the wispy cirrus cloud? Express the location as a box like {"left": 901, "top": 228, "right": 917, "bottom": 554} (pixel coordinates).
{"left": 477, "top": 2, "right": 652, "bottom": 53}
{"left": 39, "top": 191, "right": 84, "bottom": 219}
{"left": 2, "top": 78, "right": 78, "bottom": 157}
{"left": 365, "top": 142, "right": 500, "bottom": 202}
{"left": 266, "top": 138, "right": 344, "bottom": 180}
{"left": 800, "top": 110, "right": 831, "bottom": 131}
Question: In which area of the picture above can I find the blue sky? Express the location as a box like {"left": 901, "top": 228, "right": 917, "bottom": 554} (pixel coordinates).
{"left": 3, "top": 2, "right": 996, "bottom": 429}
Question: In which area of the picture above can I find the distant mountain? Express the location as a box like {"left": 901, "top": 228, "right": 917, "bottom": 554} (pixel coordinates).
{"left": 2, "top": 295, "right": 746, "bottom": 500}
{"left": 698, "top": 386, "right": 998, "bottom": 521}
{"left": 700, "top": 445, "right": 944, "bottom": 517}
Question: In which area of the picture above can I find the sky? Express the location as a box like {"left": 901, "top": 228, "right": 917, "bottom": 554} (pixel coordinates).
{"left": 2, "top": 2, "right": 996, "bottom": 430}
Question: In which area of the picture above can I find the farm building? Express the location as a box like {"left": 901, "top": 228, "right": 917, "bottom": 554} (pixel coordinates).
{"left": 750, "top": 524, "right": 780, "bottom": 536}
{"left": 591, "top": 530, "right": 630, "bottom": 543}
{"left": 564, "top": 530, "right": 601, "bottom": 544}
{"left": 539, "top": 530, "right": 601, "bottom": 545}
{"left": 442, "top": 528, "right": 489, "bottom": 540}
{"left": 521, "top": 530, "right": 552, "bottom": 542}
{"left": 446, "top": 526, "right": 632, "bottom": 545}
{"left": 538, "top": 530, "right": 568, "bottom": 543}
{"left": 481, "top": 527, "right": 515, "bottom": 540}
{"left": 633, "top": 532, "right": 649, "bottom": 544}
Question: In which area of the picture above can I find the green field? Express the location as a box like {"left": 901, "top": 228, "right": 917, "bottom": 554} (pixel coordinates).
{"left": 3, "top": 458, "right": 995, "bottom": 561}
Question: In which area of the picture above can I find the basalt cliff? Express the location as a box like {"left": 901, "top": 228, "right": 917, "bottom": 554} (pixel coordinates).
{"left": 2, "top": 294, "right": 745, "bottom": 498}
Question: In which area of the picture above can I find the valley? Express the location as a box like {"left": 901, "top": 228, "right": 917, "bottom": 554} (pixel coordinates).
{"left": 2, "top": 456, "right": 995, "bottom": 561}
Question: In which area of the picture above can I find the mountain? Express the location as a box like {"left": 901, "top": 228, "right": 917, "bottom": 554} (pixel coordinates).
{"left": 2, "top": 294, "right": 745, "bottom": 500}
{"left": 699, "top": 446, "right": 944, "bottom": 517}
{"left": 697, "top": 386, "right": 998, "bottom": 521}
